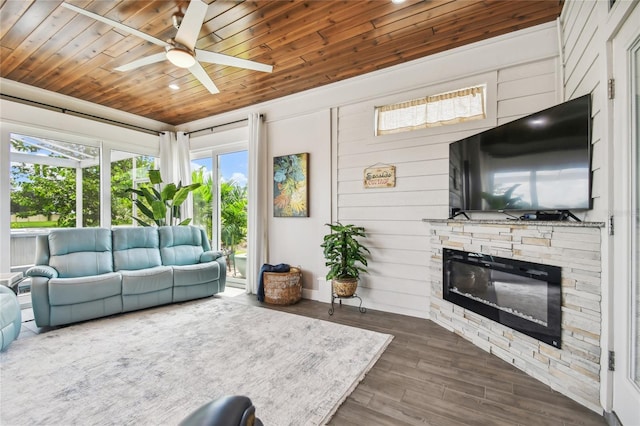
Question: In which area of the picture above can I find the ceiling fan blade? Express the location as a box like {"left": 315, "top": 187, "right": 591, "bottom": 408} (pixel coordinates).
{"left": 175, "top": 0, "right": 208, "bottom": 50}
{"left": 62, "top": 2, "right": 169, "bottom": 47}
{"left": 189, "top": 62, "right": 220, "bottom": 94}
{"left": 195, "top": 50, "right": 273, "bottom": 73}
{"left": 114, "top": 52, "right": 167, "bottom": 72}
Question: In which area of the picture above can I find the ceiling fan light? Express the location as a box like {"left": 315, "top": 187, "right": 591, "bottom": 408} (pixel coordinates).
{"left": 166, "top": 48, "right": 196, "bottom": 68}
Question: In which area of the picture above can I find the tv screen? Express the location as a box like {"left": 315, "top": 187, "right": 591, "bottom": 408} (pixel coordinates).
{"left": 449, "top": 94, "right": 592, "bottom": 213}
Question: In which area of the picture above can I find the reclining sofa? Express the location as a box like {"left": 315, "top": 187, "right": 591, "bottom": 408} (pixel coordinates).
{"left": 26, "top": 226, "right": 226, "bottom": 327}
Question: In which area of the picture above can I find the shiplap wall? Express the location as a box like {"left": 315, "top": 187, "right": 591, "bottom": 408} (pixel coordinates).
{"left": 335, "top": 57, "right": 560, "bottom": 318}
{"left": 560, "top": 0, "right": 605, "bottom": 222}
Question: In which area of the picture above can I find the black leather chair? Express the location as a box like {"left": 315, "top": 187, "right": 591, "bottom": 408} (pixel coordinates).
{"left": 180, "top": 395, "right": 263, "bottom": 426}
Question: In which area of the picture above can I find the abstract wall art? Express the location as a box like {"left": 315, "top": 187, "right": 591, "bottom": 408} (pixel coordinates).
{"left": 273, "top": 153, "right": 309, "bottom": 217}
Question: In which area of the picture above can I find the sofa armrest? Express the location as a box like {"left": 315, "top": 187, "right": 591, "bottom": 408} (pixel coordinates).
{"left": 25, "top": 265, "right": 59, "bottom": 279}
{"left": 30, "top": 276, "right": 52, "bottom": 327}
{"left": 200, "top": 250, "right": 224, "bottom": 263}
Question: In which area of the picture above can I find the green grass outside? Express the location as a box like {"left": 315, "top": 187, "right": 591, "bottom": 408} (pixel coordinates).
{"left": 11, "top": 221, "right": 57, "bottom": 229}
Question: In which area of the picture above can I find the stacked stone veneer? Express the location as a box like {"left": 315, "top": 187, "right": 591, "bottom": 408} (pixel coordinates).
{"left": 427, "top": 219, "right": 604, "bottom": 412}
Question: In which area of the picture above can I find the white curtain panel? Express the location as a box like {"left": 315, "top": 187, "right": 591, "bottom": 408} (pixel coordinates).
{"left": 247, "top": 113, "right": 268, "bottom": 294}
{"left": 176, "top": 132, "right": 193, "bottom": 222}
{"left": 159, "top": 131, "right": 175, "bottom": 183}
{"left": 159, "top": 131, "right": 193, "bottom": 224}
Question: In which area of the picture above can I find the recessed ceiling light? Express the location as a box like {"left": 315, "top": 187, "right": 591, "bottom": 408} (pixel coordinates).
{"left": 169, "top": 84, "right": 180, "bottom": 90}
{"left": 391, "top": 0, "right": 406, "bottom": 4}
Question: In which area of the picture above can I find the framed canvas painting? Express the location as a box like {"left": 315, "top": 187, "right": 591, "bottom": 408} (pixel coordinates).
{"left": 273, "top": 153, "right": 309, "bottom": 217}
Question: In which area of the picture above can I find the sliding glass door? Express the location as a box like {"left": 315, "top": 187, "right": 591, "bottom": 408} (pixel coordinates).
{"left": 192, "top": 149, "right": 248, "bottom": 288}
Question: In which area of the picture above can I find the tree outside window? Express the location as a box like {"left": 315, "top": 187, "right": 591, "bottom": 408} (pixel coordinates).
{"left": 10, "top": 134, "right": 156, "bottom": 228}
{"left": 192, "top": 167, "right": 248, "bottom": 277}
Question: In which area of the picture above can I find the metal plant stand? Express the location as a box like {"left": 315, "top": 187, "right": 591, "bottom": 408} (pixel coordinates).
{"left": 328, "top": 281, "right": 366, "bottom": 316}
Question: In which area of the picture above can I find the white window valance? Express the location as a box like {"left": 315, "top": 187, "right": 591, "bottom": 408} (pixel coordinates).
{"left": 376, "top": 85, "right": 486, "bottom": 135}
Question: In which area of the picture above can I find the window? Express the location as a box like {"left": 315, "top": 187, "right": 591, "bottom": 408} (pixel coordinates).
{"left": 192, "top": 157, "right": 214, "bottom": 241}
{"left": 375, "top": 84, "right": 486, "bottom": 135}
{"left": 10, "top": 133, "right": 101, "bottom": 228}
{"left": 110, "top": 150, "right": 157, "bottom": 226}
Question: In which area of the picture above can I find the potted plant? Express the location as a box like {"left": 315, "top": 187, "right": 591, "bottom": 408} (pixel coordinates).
{"left": 321, "top": 222, "right": 370, "bottom": 297}
{"left": 127, "top": 170, "right": 201, "bottom": 226}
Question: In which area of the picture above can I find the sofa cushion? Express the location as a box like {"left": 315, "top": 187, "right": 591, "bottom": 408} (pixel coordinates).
{"left": 113, "top": 227, "right": 162, "bottom": 271}
{"left": 159, "top": 226, "right": 206, "bottom": 266}
{"left": 121, "top": 266, "right": 174, "bottom": 312}
{"left": 173, "top": 262, "right": 221, "bottom": 287}
{"left": 48, "top": 272, "right": 121, "bottom": 305}
{"left": 120, "top": 266, "right": 173, "bottom": 295}
{"left": 48, "top": 228, "right": 113, "bottom": 278}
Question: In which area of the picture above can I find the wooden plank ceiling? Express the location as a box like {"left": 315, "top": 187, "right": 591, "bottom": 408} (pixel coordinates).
{"left": 0, "top": 0, "right": 563, "bottom": 126}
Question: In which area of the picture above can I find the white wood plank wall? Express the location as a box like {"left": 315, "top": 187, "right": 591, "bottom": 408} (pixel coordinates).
{"left": 560, "top": 0, "right": 604, "bottom": 221}
{"left": 335, "top": 56, "right": 559, "bottom": 318}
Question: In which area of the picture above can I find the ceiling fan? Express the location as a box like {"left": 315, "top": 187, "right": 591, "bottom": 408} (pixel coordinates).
{"left": 62, "top": 0, "right": 273, "bottom": 94}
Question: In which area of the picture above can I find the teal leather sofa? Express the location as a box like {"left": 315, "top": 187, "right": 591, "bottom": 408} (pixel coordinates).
{"left": 26, "top": 226, "right": 226, "bottom": 327}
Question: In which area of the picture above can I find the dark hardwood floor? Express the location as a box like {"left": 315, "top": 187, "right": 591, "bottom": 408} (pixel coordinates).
{"left": 224, "top": 292, "right": 606, "bottom": 426}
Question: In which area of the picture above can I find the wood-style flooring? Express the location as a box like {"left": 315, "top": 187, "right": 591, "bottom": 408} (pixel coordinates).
{"left": 19, "top": 290, "right": 607, "bottom": 426}
{"left": 225, "top": 292, "right": 606, "bottom": 426}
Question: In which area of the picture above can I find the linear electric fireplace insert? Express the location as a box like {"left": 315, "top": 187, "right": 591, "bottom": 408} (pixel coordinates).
{"left": 443, "top": 249, "right": 562, "bottom": 348}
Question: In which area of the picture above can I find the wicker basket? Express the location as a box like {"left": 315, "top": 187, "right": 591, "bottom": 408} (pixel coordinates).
{"left": 263, "top": 267, "right": 302, "bottom": 305}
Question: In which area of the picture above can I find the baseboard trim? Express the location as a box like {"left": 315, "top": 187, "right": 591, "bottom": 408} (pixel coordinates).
{"left": 604, "top": 411, "right": 622, "bottom": 426}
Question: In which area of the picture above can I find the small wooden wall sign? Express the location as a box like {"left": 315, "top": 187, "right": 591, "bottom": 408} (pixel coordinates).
{"left": 363, "top": 165, "right": 396, "bottom": 188}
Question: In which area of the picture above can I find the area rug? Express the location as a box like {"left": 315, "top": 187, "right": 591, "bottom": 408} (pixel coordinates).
{"left": 0, "top": 298, "right": 392, "bottom": 425}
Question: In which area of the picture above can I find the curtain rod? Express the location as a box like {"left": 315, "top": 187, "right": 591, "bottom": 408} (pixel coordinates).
{"left": 1, "top": 94, "right": 162, "bottom": 136}
{"left": 184, "top": 114, "right": 264, "bottom": 136}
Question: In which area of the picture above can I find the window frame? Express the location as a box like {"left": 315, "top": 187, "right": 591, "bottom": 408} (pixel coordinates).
{"left": 371, "top": 71, "right": 497, "bottom": 142}
{"left": 109, "top": 150, "right": 159, "bottom": 227}
{"left": 191, "top": 140, "right": 248, "bottom": 252}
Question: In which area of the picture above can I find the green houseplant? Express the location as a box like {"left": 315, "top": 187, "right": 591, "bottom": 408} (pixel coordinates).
{"left": 127, "top": 170, "right": 201, "bottom": 226}
{"left": 321, "top": 222, "right": 370, "bottom": 297}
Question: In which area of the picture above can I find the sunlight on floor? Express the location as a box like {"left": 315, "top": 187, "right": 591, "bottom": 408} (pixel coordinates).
{"left": 219, "top": 287, "right": 245, "bottom": 298}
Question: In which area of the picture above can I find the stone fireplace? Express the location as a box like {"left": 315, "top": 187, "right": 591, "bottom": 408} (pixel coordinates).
{"left": 425, "top": 219, "right": 604, "bottom": 412}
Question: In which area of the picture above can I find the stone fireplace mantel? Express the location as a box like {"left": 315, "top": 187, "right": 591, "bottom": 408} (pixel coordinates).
{"left": 423, "top": 218, "right": 605, "bottom": 413}
{"left": 424, "top": 218, "right": 604, "bottom": 227}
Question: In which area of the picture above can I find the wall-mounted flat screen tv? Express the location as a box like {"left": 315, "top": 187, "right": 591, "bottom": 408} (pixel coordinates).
{"left": 449, "top": 94, "right": 592, "bottom": 213}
